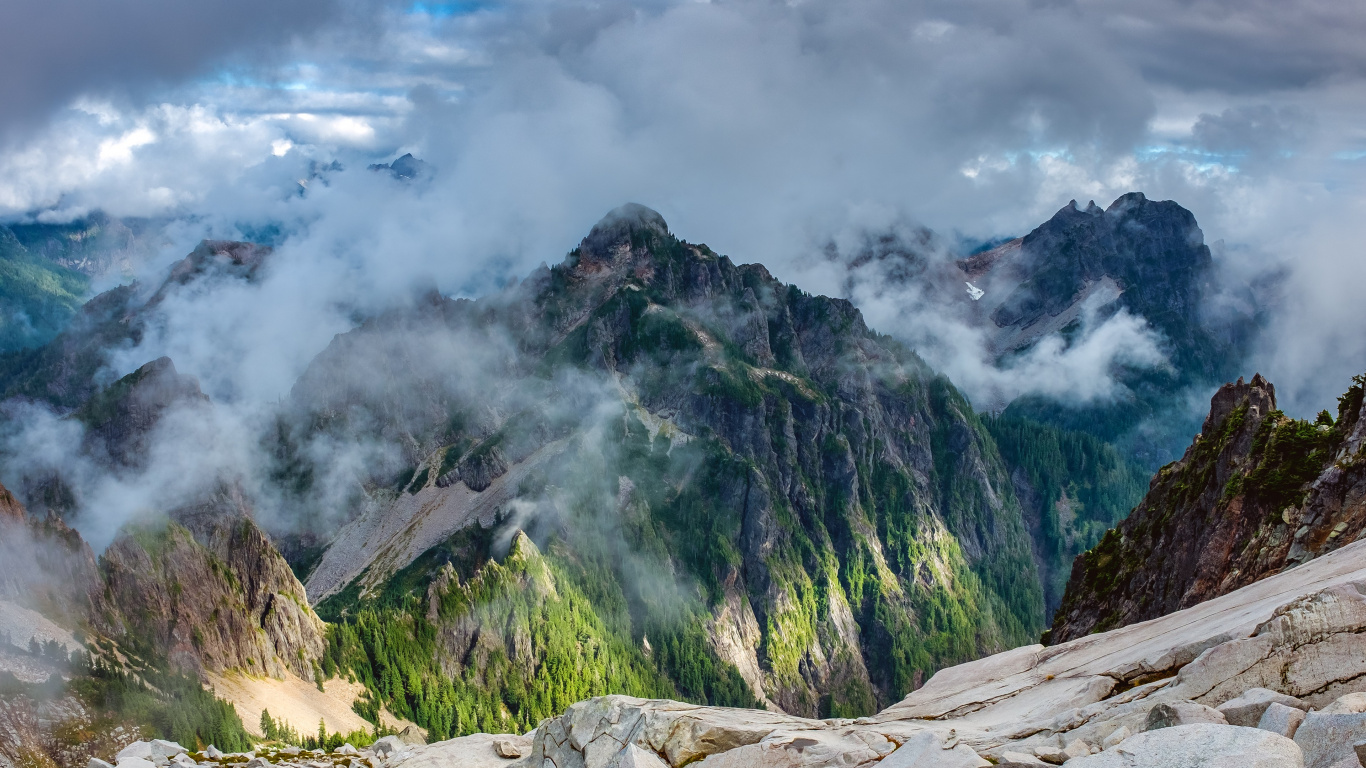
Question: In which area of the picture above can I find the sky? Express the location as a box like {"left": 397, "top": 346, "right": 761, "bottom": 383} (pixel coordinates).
{"left": 3, "top": 0, "right": 1366, "bottom": 419}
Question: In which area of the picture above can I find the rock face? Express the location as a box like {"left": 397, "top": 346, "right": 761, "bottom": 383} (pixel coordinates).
{"left": 100, "top": 493, "right": 327, "bottom": 679}
{"left": 295, "top": 203, "right": 1044, "bottom": 716}
{"left": 1049, "top": 371, "right": 1366, "bottom": 643}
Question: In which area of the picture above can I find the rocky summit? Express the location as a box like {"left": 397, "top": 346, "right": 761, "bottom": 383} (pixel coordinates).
{"left": 1049, "top": 369, "right": 1366, "bottom": 644}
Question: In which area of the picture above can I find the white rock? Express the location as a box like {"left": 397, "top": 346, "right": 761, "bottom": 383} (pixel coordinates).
{"left": 1216, "top": 688, "right": 1307, "bottom": 727}
{"left": 1293, "top": 711, "right": 1366, "bottom": 768}
{"left": 1062, "top": 740, "right": 1094, "bottom": 760}
{"left": 877, "top": 731, "right": 989, "bottom": 768}
{"left": 151, "top": 741, "right": 187, "bottom": 756}
{"left": 89, "top": 759, "right": 116, "bottom": 768}
{"left": 118, "top": 744, "right": 155, "bottom": 762}
{"left": 371, "top": 737, "right": 406, "bottom": 758}
{"left": 1318, "top": 692, "right": 1366, "bottom": 715}
{"left": 1101, "top": 726, "right": 1131, "bottom": 750}
{"left": 1065, "top": 724, "right": 1302, "bottom": 767}
{"left": 204, "top": 747, "right": 224, "bottom": 760}
{"left": 1258, "top": 702, "right": 1307, "bottom": 739}
{"left": 1000, "top": 750, "right": 1048, "bottom": 765}
{"left": 1146, "top": 701, "right": 1228, "bottom": 731}
{"left": 612, "top": 745, "right": 669, "bottom": 768}
{"left": 118, "top": 759, "right": 157, "bottom": 768}
{"left": 244, "top": 758, "right": 271, "bottom": 768}
{"left": 1032, "top": 745, "right": 1066, "bottom": 764}
{"left": 491, "top": 739, "right": 523, "bottom": 759}
{"left": 695, "top": 729, "right": 894, "bottom": 768}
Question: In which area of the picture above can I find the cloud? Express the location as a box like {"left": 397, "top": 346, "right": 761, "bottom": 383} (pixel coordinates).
{"left": 1, "top": 0, "right": 1366, "bottom": 553}
{"left": 0, "top": 0, "right": 350, "bottom": 139}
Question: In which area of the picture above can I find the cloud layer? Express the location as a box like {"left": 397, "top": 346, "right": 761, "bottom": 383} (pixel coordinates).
{"left": 3, "top": 0, "right": 1366, "bottom": 547}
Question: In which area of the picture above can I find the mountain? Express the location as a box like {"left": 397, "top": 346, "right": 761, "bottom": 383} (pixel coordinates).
{"left": 285, "top": 203, "right": 1044, "bottom": 725}
{"left": 6, "top": 212, "right": 163, "bottom": 280}
{"left": 838, "top": 193, "right": 1255, "bottom": 469}
{"left": 0, "top": 225, "right": 89, "bottom": 354}
{"left": 1048, "top": 370, "right": 1366, "bottom": 644}
{"left": 981, "top": 193, "right": 1255, "bottom": 465}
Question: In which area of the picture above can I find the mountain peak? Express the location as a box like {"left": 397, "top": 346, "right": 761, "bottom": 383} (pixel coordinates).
{"left": 580, "top": 203, "right": 669, "bottom": 257}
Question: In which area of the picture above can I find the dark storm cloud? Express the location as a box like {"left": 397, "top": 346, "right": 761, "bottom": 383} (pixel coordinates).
{"left": 1102, "top": 0, "right": 1366, "bottom": 92}
{"left": 0, "top": 0, "right": 352, "bottom": 137}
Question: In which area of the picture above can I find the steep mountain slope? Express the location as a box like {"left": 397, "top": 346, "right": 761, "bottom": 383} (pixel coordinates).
{"left": 288, "top": 204, "right": 1044, "bottom": 723}
{"left": 1048, "top": 371, "right": 1366, "bottom": 643}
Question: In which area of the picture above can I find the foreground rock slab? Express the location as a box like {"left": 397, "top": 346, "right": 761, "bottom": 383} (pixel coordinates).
{"left": 1065, "top": 724, "right": 1302, "bottom": 768}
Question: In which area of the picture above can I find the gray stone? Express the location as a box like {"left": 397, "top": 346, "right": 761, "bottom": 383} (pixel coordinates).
{"left": 204, "top": 748, "right": 224, "bottom": 760}
{"left": 877, "top": 731, "right": 989, "bottom": 768}
{"left": 1216, "top": 688, "right": 1307, "bottom": 728}
{"left": 1101, "top": 726, "right": 1131, "bottom": 749}
{"left": 1000, "top": 751, "right": 1047, "bottom": 766}
{"left": 89, "top": 759, "right": 116, "bottom": 768}
{"left": 493, "top": 739, "right": 524, "bottom": 759}
{"left": 1294, "top": 711, "right": 1366, "bottom": 768}
{"left": 1258, "top": 702, "right": 1307, "bottom": 739}
{"left": 245, "top": 759, "right": 271, "bottom": 768}
{"left": 1065, "top": 724, "right": 1302, "bottom": 767}
{"left": 1032, "top": 745, "right": 1066, "bottom": 764}
{"left": 1320, "top": 693, "right": 1366, "bottom": 715}
{"left": 1061, "top": 740, "right": 1093, "bottom": 760}
{"left": 117, "top": 759, "right": 157, "bottom": 768}
{"left": 611, "top": 745, "right": 669, "bottom": 768}
{"left": 372, "top": 737, "right": 407, "bottom": 758}
{"left": 118, "top": 744, "right": 155, "bottom": 762}
{"left": 151, "top": 741, "right": 188, "bottom": 759}
{"left": 336, "top": 745, "right": 360, "bottom": 756}
{"left": 1146, "top": 701, "right": 1228, "bottom": 731}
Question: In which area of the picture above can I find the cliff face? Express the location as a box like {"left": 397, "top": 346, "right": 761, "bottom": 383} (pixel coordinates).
{"left": 300, "top": 204, "right": 1043, "bottom": 717}
{"left": 100, "top": 496, "right": 326, "bottom": 680}
{"left": 1049, "top": 372, "right": 1366, "bottom": 643}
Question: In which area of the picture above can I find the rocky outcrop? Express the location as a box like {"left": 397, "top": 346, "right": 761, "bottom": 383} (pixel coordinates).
{"left": 1049, "top": 371, "right": 1366, "bottom": 643}
{"left": 100, "top": 491, "right": 326, "bottom": 679}
{"left": 0, "top": 481, "right": 106, "bottom": 631}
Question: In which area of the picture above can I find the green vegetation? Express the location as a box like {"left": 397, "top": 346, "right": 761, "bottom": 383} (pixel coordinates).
{"left": 259, "top": 709, "right": 381, "bottom": 750}
{"left": 0, "top": 226, "right": 90, "bottom": 353}
{"left": 985, "top": 414, "right": 1148, "bottom": 612}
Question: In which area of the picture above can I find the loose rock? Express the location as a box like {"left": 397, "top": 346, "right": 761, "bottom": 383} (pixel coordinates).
{"left": 1066, "top": 724, "right": 1302, "bottom": 768}
{"left": 1293, "top": 711, "right": 1366, "bottom": 768}
{"left": 1101, "top": 726, "right": 1131, "bottom": 750}
{"left": 1146, "top": 701, "right": 1227, "bottom": 731}
{"left": 878, "top": 731, "right": 988, "bottom": 768}
{"left": 1257, "top": 702, "right": 1307, "bottom": 739}
{"left": 1216, "top": 688, "right": 1307, "bottom": 728}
